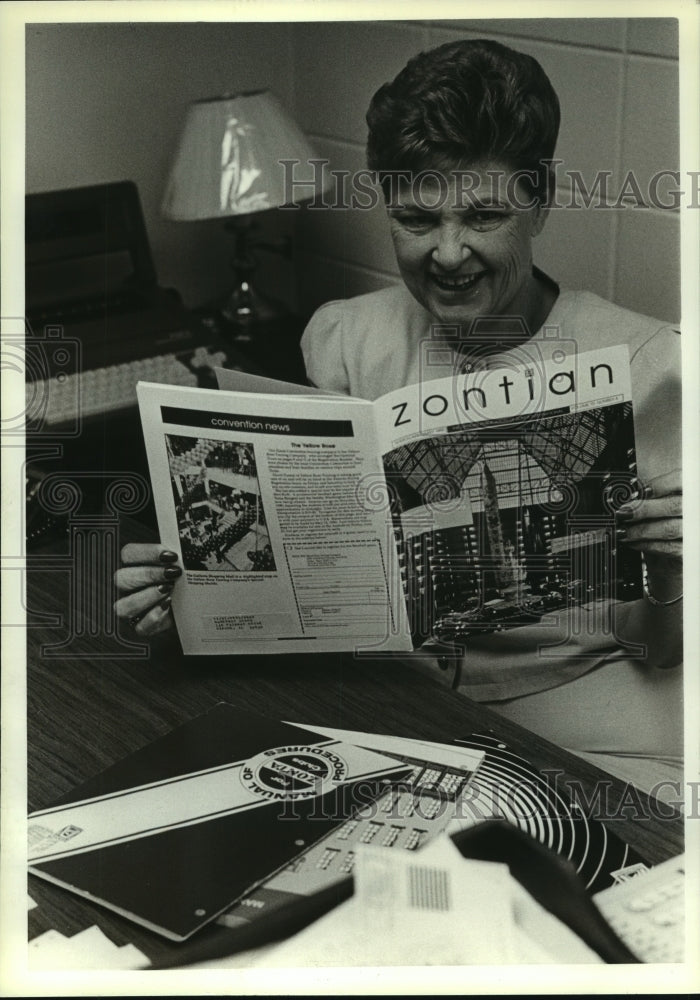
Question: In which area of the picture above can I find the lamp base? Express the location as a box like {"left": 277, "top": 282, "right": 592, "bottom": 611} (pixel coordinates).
{"left": 220, "top": 216, "right": 291, "bottom": 344}
{"left": 220, "top": 280, "right": 289, "bottom": 344}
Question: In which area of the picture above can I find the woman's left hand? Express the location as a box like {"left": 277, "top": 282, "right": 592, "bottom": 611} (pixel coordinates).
{"left": 616, "top": 468, "right": 682, "bottom": 581}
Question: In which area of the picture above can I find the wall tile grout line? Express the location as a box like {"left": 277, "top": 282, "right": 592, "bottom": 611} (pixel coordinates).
{"left": 288, "top": 18, "right": 679, "bottom": 319}
{"left": 609, "top": 19, "right": 629, "bottom": 304}
{"left": 298, "top": 248, "right": 400, "bottom": 283}
{"left": 305, "top": 133, "right": 366, "bottom": 154}
{"left": 425, "top": 25, "right": 625, "bottom": 56}
{"left": 422, "top": 20, "right": 679, "bottom": 60}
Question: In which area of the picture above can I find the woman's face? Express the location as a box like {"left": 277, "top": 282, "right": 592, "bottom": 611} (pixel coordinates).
{"left": 386, "top": 161, "right": 547, "bottom": 328}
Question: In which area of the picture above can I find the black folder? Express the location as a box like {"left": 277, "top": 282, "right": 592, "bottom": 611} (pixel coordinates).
{"left": 28, "top": 703, "right": 411, "bottom": 940}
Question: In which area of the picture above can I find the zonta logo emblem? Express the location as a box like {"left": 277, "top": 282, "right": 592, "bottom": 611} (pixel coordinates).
{"left": 240, "top": 744, "right": 348, "bottom": 801}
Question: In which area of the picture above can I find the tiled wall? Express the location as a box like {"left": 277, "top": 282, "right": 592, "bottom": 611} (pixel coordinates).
{"left": 24, "top": 19, "right": 681, "bottom": 323}
{"left": 291, "top": 18, "right": 680, "bottom": 324}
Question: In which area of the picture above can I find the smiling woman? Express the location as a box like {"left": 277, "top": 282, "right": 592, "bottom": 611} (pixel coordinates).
{"left": 115, "top": 36, "right": 683, "bottom": 800}
{"left": 296, "top": 38, "right": 683, "bottom": 797}
{"left": 385, "top": 166, "right": 551, "bottom": 335}
{"left": 367, "top": 39, "right": 558, "bottom": 339}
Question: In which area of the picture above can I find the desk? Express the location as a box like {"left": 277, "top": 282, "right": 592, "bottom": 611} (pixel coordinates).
{"left": 26, "top": 521, "right": 683, "bottom": 968}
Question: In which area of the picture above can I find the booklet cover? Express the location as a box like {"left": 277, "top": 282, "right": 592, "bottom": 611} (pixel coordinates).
{"left": 27, "top": 704, "right": 412, "bottom": 941}
{"left": 136, "top": 344, "right": 640, "bottom": 655}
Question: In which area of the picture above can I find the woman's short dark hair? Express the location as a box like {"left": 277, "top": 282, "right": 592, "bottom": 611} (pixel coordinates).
{"left": 366, "top": 38, "right": 560, "bottom": 203}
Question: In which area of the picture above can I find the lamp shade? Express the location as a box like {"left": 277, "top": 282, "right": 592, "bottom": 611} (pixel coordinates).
{"left": 162, "top": 90, "right": 325, "bottom": 220}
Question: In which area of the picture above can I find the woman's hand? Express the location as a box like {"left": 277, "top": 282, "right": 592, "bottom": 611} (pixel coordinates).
{"left": 616, "top": 468, "right": 682, "bottom": 600}
{"left": 114, "top": 543, "right": 181, "bottom": 636}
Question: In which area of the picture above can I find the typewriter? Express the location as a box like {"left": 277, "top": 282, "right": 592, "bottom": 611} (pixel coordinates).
{"left": 23, "top": 181, "right": 242, "bottom": 534}
{"left": 24, "top": 180, "right": 236, "bottom": 431}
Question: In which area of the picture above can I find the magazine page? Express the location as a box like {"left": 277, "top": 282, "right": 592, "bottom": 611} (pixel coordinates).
{"left": 370, "top": 345, "right": 638, "bottom": 645}
{"left": 136, "top": 381, "right": 412, "bottom": 655}
{"left": 214, "top": 367, "right": 344, "bottom": 398}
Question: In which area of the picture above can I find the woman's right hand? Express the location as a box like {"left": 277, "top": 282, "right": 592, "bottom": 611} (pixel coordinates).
{"left": 114, "top": 543, "right": 181, "bottom": 636}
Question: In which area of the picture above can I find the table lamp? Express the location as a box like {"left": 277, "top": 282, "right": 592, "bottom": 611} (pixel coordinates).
{"left": 162, "top": 90, "right": 326, "bottom": 336}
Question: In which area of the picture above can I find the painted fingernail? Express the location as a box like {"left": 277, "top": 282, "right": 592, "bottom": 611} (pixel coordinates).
{"left": 615, "top": 509, "right": 635, "bottom": 522}
{"left": 163, "top": 566, "right": 182, "bottom": 579}
{"left": 631, "top": 479, "right": 653, "bottom": 500}
{"left": 160, "top": 597, "right": 172, "bottom": 611}
{"left": 158, "top": 582, "right": 174, "bottom": 595}
{"left": 615, "top": 527, "right": 627, "bottom": 540}
{"left": 159, "top": 550, "right": 179, "bottom": 563}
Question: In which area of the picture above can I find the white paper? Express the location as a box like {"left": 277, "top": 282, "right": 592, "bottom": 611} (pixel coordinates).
{"left": 137, "top": 380, "right": 412, "bottom": 654}
{"left": 194, "top": 835, "right": 601, "bottom": 968}
{"left": 28, "top": 925, "right": 149, "bottom": 971}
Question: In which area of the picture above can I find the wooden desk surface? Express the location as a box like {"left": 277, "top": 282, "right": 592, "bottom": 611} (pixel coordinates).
{"left": 25, "top": 521, "right": 683, "bottom": 967}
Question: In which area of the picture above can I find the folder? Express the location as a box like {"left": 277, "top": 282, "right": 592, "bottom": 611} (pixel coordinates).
{"left": 28, "top": 703, "right": 411, "bottom": 940}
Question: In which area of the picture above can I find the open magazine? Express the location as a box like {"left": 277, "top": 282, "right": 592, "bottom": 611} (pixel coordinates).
{"left": 136, "top": 344, "right": 641, "bottom": 655}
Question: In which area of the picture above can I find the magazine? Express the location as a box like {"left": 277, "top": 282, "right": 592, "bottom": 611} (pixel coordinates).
{"left": 136, "top": 344, "right": 641, "bottom": 656}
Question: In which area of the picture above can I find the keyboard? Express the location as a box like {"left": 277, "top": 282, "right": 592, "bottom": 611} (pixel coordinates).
{"left": 26, "top": 346, "right": 227, "bottom": 426}
{"left": 593, "top": 853, "right": 685, "bottom": 963}
{"left": 218, "top": 748, "right": 483, "bottom": 929}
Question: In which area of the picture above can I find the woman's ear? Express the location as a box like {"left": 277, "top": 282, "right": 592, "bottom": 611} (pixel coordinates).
{"left": 531, "top": 201, "right": 549, "bottom": 237}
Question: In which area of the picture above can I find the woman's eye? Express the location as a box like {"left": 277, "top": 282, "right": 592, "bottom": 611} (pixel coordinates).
{"left": 469, "top": 210, "right": 506, "bottom": 230}
{"left": 393, "top": 213, "right": 433, "bottom": 231}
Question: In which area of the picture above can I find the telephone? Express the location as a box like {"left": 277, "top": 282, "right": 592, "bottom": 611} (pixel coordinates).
{"left": 593, "top": 853, "right": 686, "bottom": 963}
{"left": 152, "top": 820, "right": 643, "bottom": 969}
